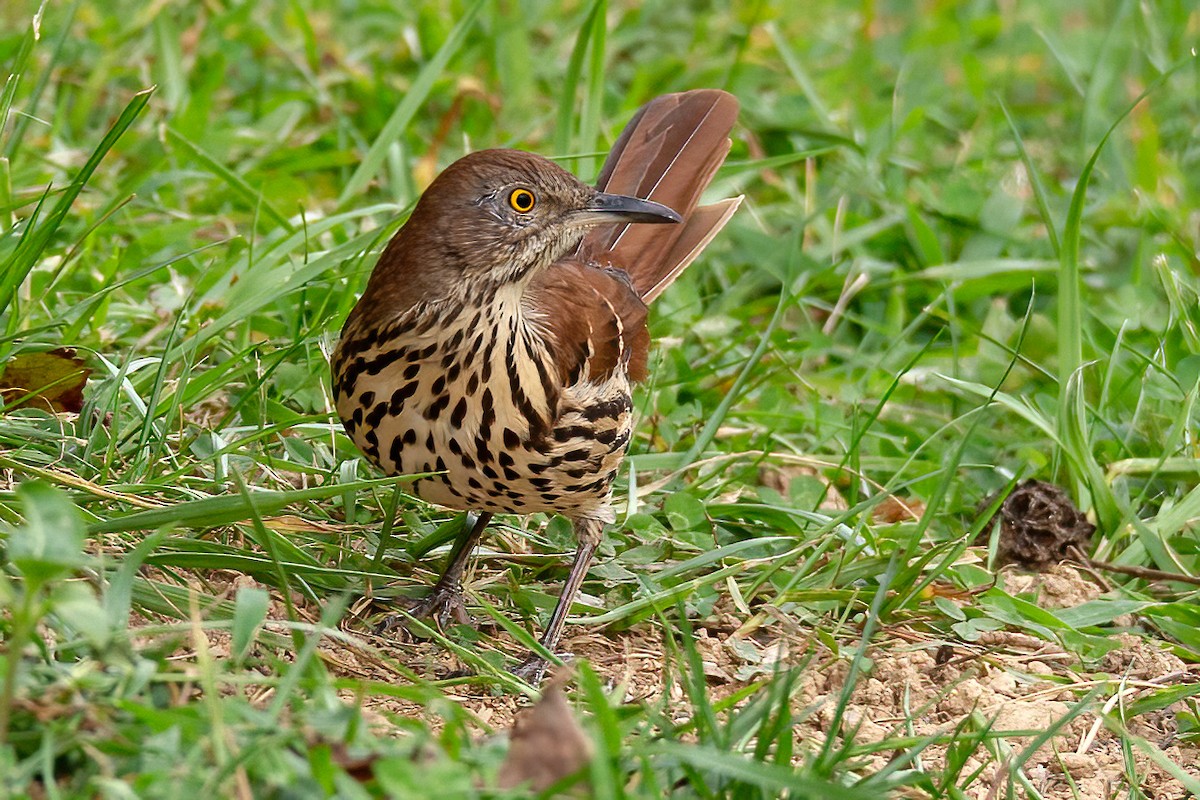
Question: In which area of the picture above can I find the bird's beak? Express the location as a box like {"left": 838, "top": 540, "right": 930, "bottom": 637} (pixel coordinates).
{"left": 568, "top": 192, "right": 683, "bottom": 227}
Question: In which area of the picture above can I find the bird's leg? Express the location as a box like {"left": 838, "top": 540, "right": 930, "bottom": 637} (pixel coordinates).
{"left": 411, "top": 510, "right": 493, "bottom": 623}
{"left": 512, "top": 518, "right": 602, "bottom": 683}
{"left": 380, "top": 511, "right": 492, "bottom": 631}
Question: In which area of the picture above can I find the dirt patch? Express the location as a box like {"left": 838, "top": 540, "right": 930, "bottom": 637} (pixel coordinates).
{"left": 130, "top": 561, "right": 1199, "bottom": 796}
{"left": 338, "top": 563, "right": 1197, "bottom": 797}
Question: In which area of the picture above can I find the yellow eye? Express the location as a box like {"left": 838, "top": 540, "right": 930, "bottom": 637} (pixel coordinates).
{"left": 508, "top": 188, "right": 536, "bottom": 213}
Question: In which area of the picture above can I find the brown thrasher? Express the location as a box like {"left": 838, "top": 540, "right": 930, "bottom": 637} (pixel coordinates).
{"left": 332, "top": 89, "right": 740, "bottom": 680}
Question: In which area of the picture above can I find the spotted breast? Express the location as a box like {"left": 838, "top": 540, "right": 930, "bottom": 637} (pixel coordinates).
{"left": 333, "top": 274, "right": 636, "bottom": 522}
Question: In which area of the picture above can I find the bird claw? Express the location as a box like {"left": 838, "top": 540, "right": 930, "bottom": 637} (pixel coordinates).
{"left": 510, "top": 653, "right": 557, "bottom": 684}
{"left": 410, "top": 582, "right": 473, "bottom": 626}
{"left": 375, "top": 582, "right": 472, "bottom": 635}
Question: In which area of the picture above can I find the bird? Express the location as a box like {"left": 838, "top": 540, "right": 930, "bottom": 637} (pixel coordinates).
{"left": 332, "top": 89, "right": 740, "bottom": 681}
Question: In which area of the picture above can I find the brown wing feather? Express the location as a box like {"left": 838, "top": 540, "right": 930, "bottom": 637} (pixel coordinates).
{"left": 528, "top": 260, "right": 650, "bottom": 385}
{"left": 577, "top": 89, "right": 740, "bottom": 302}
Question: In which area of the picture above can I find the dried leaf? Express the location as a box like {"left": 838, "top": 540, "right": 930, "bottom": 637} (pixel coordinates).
{"left": 0, "top": 348, "right": 91, "bottom": 413}
{"left": 497, "top": 672, "right": 592, "bottom": 792}
{"left": 872, "top": 495, "right": 925, "bottom": 523}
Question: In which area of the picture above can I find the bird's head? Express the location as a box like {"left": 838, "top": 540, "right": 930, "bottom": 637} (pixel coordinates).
{"left": 369, "top": 149, "right": 680, "bottom": 301}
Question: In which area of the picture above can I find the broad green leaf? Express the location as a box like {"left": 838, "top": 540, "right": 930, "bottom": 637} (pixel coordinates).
{"left": 6, "top": 480, "right": 86, "bottom": 585}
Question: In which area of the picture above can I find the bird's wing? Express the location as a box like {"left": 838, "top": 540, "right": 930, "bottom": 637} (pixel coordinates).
{"left": 527, "top": 259, "right": 650, "bottom": 385}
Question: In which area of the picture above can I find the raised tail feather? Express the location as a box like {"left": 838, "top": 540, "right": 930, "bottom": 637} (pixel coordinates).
{"left": 577, "top": 89, "right": 742, "bottom": 303}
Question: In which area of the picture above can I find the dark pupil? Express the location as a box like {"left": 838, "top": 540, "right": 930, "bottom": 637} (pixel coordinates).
{"left": 514, "top": 191, "right": 531, "bottom": 209}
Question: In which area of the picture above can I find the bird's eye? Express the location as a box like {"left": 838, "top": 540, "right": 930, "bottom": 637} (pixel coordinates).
{"left": 508, "top": 188, "right": 536, "bottom": 213}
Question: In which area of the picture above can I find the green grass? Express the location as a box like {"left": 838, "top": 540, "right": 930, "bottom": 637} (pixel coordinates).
{"left": 2, "top": 0, "right": 1199, "bottom": 797}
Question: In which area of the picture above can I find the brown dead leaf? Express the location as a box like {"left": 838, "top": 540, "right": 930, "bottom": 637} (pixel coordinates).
{"left": 0, "top": 348, "right": 91, "bottom": 413}
{"left": 496, "top": 671, "right": 592, "bottom": 792}
{"left": 872, "top": 495, "right": 925, "bottom": 523}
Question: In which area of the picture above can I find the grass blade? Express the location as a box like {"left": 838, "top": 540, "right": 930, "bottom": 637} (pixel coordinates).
{"left": 336, "top": 0, "right": 484, "bottom": 204}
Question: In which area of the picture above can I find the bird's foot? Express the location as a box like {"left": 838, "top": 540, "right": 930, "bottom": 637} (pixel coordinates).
{"left": 511, "top": 652, "right": 560, "bottom": 684}
{"left": 375, "top": 581, "right": 471, "bottom": 634}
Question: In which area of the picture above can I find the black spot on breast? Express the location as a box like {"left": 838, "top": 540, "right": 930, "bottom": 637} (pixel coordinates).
{"left": 430, "top": 375, "right": 446, "bottom": 395}
{"left": 363, "top": 348, "right": 408, "bottom": 376}
{"left": 532, "top": 352, "right": 557, "bottom": 408}
{"left": 480, "top": 389, "right": 495, "bottom": 435}
{"left": 392, "top": 381, "right": 419, "bottom": 406}
{"left": 389, "top": 436, "right": 403, "bottom": 466}
{"left": 447, "top": 362, "right": 461, "bottom": 382}
{"left": 365, "top": 401, "right": 389, "bottom": 428}
{"left": 554, "top": 425, "right": 589, "bottom": 442}
{"left": 352, "top": 408, "right": 364, "bottom": 426}
{"left": 503, "top": 428, "right": 520, "bottom": 449}
{"left": 482, "top": 464, "right": 498, "bottom": 480}
{"left": 476, "top": 438, "right": 492, "bottom": 464}
{"left": 402, "top": 428, "right": 417, "bottom": 445}
{"left": 563, "top": 448, "right": 590, "bottom": 462}
{"left": 359, "top": 390, "right": 375, "bottom": 407}
{"left": 589, "top": 476, "right": 611, "bottom": 492}
{"left": 594, "top": 428, "right": 617, "bottom": 445}
{"left": 465, "top": 371, "right": 479, "bottom": 396}
{"left": 582, "top": 396, "right": 631, "bottom": 422}
{"left": 419, "top": 344, "right": 437, "bottom": 359}
{"left": 424, "top": 393, "right": 450, "bottom": 421}
{"left": 448, "top": 438, "right": 462, "bottom": 455}
{"left": 450, "top": 397, "right": 468, "bottom": 428}
{"left": 425, "top": 431, "right": 435, "bottom": 451}
{"left": 435, "top": 456, "right": 447, "bottom": 472}
{"left": 468, "top": 476, "right": 483, "bottom": 490}
{"left": 502, "top": 466, "right": 520, "bottom": 481}
{"left": 498, "top": 451, "right": 514, "bottom": 467}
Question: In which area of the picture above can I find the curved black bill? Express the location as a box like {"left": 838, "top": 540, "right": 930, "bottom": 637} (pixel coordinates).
{"left": 570, "top": 192, "right": 683, "bottom": 227}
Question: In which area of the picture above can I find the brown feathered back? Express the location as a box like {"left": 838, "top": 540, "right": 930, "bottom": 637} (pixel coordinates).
{"left": 531, "top": 90, "right": 739, "bottom": 387}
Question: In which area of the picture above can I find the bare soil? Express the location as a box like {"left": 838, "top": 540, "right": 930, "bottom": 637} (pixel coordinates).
{"left": 138, "top": 561, "right": 1199, "bottom": 798}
